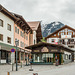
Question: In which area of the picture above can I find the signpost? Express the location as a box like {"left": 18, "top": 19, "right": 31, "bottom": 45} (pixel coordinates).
{"left": 11, "top": 48, "right": 15, "bottom": 52}
{"left": 11, "top": 48, "right": 15, "bottom": 71}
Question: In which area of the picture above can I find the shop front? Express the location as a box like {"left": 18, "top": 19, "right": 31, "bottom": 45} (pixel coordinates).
{"left": 26, "top": 42, "right": 74, "bottom": 65}
{"left": 32, "top": 53, "right": 63, "bottom": 65}
{"left": 0, "top": 42, "right": 16, "bottom": 64}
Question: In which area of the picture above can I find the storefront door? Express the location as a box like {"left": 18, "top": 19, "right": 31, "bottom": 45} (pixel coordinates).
{"left": 55, "top": 53, "right": 61, "bottom": 65}
{"left": 7, "top": 52, "right": 11, "bottom": 63}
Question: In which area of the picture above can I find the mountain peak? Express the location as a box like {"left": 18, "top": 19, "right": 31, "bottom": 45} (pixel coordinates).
{"left": 42, "top": 21, "right": 65, "bottom": 37}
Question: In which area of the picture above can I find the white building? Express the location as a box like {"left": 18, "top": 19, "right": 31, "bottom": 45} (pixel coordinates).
{"left": 0, "top": 5, "right": 17, "bottom": 64}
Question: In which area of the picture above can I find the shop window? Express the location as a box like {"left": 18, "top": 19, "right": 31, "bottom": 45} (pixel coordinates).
{"left": 65, "top": 54, "right": 68, "bottom": 60}
{"left": 7, "top": 37, "right": 11, "bottom": 44}
{"left": 69, "top": 55, "right": 71, "bottom": 60}
{"left": 7, "top": 24, "right": 11, "bottom": 31}
{"left": 0, "top": 34, "right": 3, "bottom": 41}
{"left": 0, "top": 19, "right": 3, "bottom": 27}
{"left": 1, "top": 51, "right": 6, "bottom": 59}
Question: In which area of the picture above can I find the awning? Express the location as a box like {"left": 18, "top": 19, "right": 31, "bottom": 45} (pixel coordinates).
{"left": 0, "top": 42, "right": 19, "bottom": 51}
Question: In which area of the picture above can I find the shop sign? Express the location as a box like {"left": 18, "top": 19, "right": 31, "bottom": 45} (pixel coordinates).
{"left": 41, "top": 47, "right": 49, "bottom": 52}
{"left": 51, "top": 49, "right": 57, "bottom": 52}
{"left": 34, "top": 50, "right": 39, "bottom": 52}
{"left": 21, "top": 49, "right": 24, "bottom": 52}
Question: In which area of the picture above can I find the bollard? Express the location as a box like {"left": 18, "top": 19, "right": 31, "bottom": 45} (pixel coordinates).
{"left": 12, "top": 63, "right": 14, "bottom": 71}
{"left": 21, "top": 62, "right": 22, "bottom": 68}
{"left": 29, "top": 63, "right": 33, "bottom": 71}
{"left": 7, "top": 72, "right": 10, "bottom": 75}
{"left": 33, "top": 73, "right": 38, "bottom": 75}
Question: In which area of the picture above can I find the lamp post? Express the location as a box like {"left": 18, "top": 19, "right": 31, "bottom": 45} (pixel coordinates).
{"left": 15, "top": 39, "right": 19, "bottom": 71}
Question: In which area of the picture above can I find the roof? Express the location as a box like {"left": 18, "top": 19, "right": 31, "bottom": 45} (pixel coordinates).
{"left": 45, "top": 25, "right": 75, "bottom": 39}
{"left": 11, "top": 13, "right": 32, "bottom": 31}
{"left": 25, "top": 42, "right": 74, "bottom": 52}
{"left": 0, "top": 4, "right": 17, "bottom": 21}
{"left": 27, "top": 21, "right": 41, "bottom": 30}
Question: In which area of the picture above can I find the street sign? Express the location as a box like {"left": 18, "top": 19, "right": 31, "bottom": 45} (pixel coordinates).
{"left": 11, "top": 48, "right": 15, "bottom": 52}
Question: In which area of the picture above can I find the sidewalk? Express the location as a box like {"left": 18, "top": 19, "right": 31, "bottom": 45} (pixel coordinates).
{"left": 0, "top": 62, "right": 75, "bottom": 75}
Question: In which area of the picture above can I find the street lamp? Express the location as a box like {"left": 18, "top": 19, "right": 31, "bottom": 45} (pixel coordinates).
{"left": 15, "top": 39, "right": 19, "bottom": 71}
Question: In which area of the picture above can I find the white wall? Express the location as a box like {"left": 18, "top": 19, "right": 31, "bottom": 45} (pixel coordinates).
{"left": 33, "top": 31, "right": 36, "bottom": 44}
{"left": 47, "top": 38, "right": 59, "bottom": 44}
{"left": 63, "top": 51, "right": 72, "bottom": 64}
{"left": 0, "top": 12, "right": 14, "bottom": 46}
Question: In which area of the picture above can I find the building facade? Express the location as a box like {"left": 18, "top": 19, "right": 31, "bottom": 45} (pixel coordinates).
{"left": 27, "top": 21, "right": 42, "bottom": 45}
{"left": 45, "top": 25, "right": 75, "bottom": 50}
{"left": 26, "top": 42, "right": 74, "bottom": 65}
{"left": 0, "top": 5, "right": 17, "bottom": 64}
{"left": 45, "top": 25, "right": 75, "bottom": 60}
{"left": 0, "top": 5, "right": 42, "bottom": 64}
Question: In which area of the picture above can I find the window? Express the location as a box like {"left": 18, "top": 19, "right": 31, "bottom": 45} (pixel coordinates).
{"left": 58, "top": 33, "right": 59, "bottom": 36}
{"left": 68, "top": 29, "right": 72, "bottom": 32}
{"left": 68, "top": 32, "right": 72, "bottom": 35}
{"left": 20, "top": 41, "right": 24, "bottom": 48}
{"left": 30, "top": 31, "right": 33, "bottom": 34}
{"left": 7, "top": 24, "right": 11, "bottom": 31}
{"left": 15, "top": 38, "right": 19, "bottom": 46}
{"left": 0, "top": 19, "right": 3, "bottom": 27}
{"left": 17, "top": 29, "right": 19, "bottom": 34}
{"left": 20, "top": 31, "right": 22, "bottom": 37}
{"left": 61, "top": 33, "right": 64, "bottom": 35}
{"left": 26, "top": 36, "right": 28, "bottom": 40}
{"left": 20, "top": 31, "right": 24, "bottom": 37}
{"left": 7, "top": 37, "right": 11, "bottom": 44}
{"left": 65, "top": 54, "right": 68, "bottom": 60}
{"left": 15, "top": 26, "right": 17, "bottom": 33}
{"left": 69, "top": 55, "right": 71, "bottom": 60}
{"left": 0, "top": 34, "right": 3, "bottom": 41}
{"left": 23, "top": 32, "right": 24, "bottom": 38}
{"left": 52, "top": 39, "right": 55, "bottom": 42}
{"left": 1, "top": 51, "right": 6, "bottom": 59}
{"left": 54, "top": 34, "right": 56, "bottom": 36}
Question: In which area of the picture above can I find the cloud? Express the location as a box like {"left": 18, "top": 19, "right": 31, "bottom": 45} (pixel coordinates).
{"left": 0, "top": 0, "right": 75, "bottom": 27}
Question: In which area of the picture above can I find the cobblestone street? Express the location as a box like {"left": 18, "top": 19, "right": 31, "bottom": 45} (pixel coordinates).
{"left": 0, "top": 62, "right": 75, "bottom": 75}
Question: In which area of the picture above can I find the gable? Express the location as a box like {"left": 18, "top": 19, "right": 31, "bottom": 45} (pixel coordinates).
{"left": 45, "top": 25, "right": 75, "bottom": 39}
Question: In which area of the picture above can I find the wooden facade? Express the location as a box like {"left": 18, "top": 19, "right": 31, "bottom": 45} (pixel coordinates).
{"left": 26, "top": 42, "right": 74, "bottom": 65}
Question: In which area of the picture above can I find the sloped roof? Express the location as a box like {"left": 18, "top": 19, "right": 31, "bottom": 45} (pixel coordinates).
{"left": 0, "top": 4, "right": 17, "bottom": 21}
{"left": 27, "top": 21, "right": 41, "bottom": 30}
{"left": 45, "top": 25, "right": 75, "bottom": 39}
{"left": 25, "top": 42, "right": 74, "bottom": 52}
{"left": 11, "top": 13, "right": 32, "bottom": 31}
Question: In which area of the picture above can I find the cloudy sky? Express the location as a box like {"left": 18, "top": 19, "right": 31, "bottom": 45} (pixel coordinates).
{"left": 1, "top": 0, "right": 75, "bottom": 27}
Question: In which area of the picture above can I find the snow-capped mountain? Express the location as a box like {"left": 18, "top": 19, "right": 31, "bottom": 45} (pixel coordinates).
{"left": 42, "top": 21, "right": 65, "bottom": 37}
